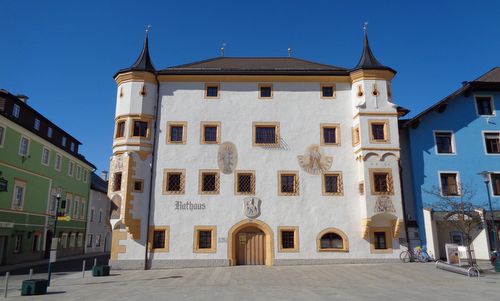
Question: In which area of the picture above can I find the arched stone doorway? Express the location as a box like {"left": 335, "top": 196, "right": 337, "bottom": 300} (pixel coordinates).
{"left": 228, "top": 219, "right": 274, "bottom": 266}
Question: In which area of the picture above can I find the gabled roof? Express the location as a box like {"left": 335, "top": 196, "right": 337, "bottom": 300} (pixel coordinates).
{"left": 91, "top": 172, "right": 108, "bottom": 194}
{"left": 406, "top": 67, "right": 500, "bottom": 126}
{"left": 159, "top": 57, "right": 349, "bottom": 75}
{"left": 351, "top": 32, "right": 396, "bottom": 74}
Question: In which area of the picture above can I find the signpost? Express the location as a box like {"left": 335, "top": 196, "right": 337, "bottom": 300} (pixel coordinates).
{"left": 47, "top": 193, "right": 61, "bottom": 286}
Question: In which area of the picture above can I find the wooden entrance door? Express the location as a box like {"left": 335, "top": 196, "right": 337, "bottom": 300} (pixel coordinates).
{"left": 236, "top": 227, "right": 265, "bottom": 265}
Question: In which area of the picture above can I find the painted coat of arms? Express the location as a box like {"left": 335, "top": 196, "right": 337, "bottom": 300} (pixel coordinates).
{"left": 374, "top": 196, "right": 396, "bottom": 213}
{"left": 297, "top": 144, "right": 333, "bottom": 175}
{"left": 218, "top": 142, "right": 238, "bottom": 174}
{"left": 243, "top": 197, "right": 261, "bottom": 218}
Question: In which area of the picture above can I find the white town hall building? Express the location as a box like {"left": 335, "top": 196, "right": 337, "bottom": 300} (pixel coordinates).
{"left": 108, "top": 30, "right": 408, "bottom": 269}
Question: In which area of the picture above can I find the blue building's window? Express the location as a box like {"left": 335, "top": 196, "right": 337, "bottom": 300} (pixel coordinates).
{"left": 475, "top": 96, "right": 494, "bottom": 116}
{"left": 435, "top": 132, "right": 454, "bottom": 154}
{"left": 484, "top": 133, "right": 500, "bottom": 154}
{"left": 492, "top": 173, "right": 500, "bottom": 196}
{"left": 440, "top": 173, "right": 459, "bottom": 196}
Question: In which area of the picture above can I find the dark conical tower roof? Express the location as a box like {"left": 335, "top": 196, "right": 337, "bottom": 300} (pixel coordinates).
{"left": 114, "top": 30, "right": 156, "bottom": 78}
{"left": 352, "top": 31, "right": 395, "bottom": 74}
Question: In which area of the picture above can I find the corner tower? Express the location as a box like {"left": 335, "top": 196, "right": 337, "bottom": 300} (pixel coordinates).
{"left": 349, "top": 28, "right": 405, "bottom": 250}
{"left": 109, "top": 30, "right": 158, "bottom": 268}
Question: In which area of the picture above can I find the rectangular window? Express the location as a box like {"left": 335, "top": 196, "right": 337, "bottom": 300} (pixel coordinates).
{"left": 369, "top": 120, "right": 390, "bottom": 143}
{"left": 95, "top": 234, "right": 101, "bottom": 247}
{"left": 98, "top": 210, "right": 102, "bottom": 223}
{"left": 149, "top": 226, "right": 169, "bottom": 252}
{"left": 153, "top": 231, "right": 166, "bottom": 249}
{"left": 278, "top": 171, "right": 299, "bottom": 196}
{"left": 440, "top": 172, "right": 459, "bottom": 196}
{"left": 73, "top": 196, "right": 79, "bottom": 218}
{"left": 163, "top": 169, "right": 185, "bottom": 194}
{"left": 13, "top": 235, "right": 22, "bottom": 253}
{"left": 167, "top": 122, "right": 187, "bottom": 144}
{"left": 133, "top": 180, "right": 143, "bottom": 192}
{"left": 371, "top": 124, "right": 386, "bottom": 141}
{"left": 132, "top": 120, "right": 148, "bottom": 137}
{"left": 54, "top": 154, "right": 62, "bottom": 171}
{"left": 113, "top": 172, "right": 122, "bottom": 192}
{"left": 484, "top": 132, "right": 500, "bottom": 154}
{"left": 115, "top": 120, "right": 126, "bottom": 138}
{"left": 12, "top": 179, "right": 26, "bottom": 210}
{"left": 32, "top": 233, "right": 40, "bottom": 252}
{"left": 253, "top": 122, "right": 279, "bottom": 146}
{"left": 492, "top": 173, "right": 500, "bottom": 196}
{"left": 70, "top": 142, "right": 75, "bottom": 152}
{"left": 0, "top": 126, "right": 5, "bottom": 147}
{"left": 83, "top": 170, "right": 88, "bottom": 182}
{"left": 201, "top": 122, "right": 220, "bottom": 144}
{"left": 76, "top": 165, "right": 81, "bottom": 180}
{"left": 49, "top": 189, "right": 57, "bottom": 215}
{"left": 374, "top": 232, "right": 387, "bottom": 249}
{"left": 278, "top": 227, "right": 299, "bottom": 252}
{"left": 90, "top": 208, "right": 94, "bottom": 222}
{"left": 12, "top": 104, "right": 20, "bottom": 118}
{"left": 61, "top": 136, "right": 67, "bottom": 147}
{"left": 476, "top": 96, "right": 494, "bottom": 116}
{"left": 321, "top": 123, "right": 340, "bottom": 145}
{"left": 370, "top": 169, "right": 393, "bottom": 195}
{"left": 235, "top": 171, "right": 255, "bottom": 195}
{"left": 259, "top": 84, "right": 273, "bottom": 98}
{"left": 69, "top": 233, "right": 76, "bottom": 248}
{"left": 41, "top": 147, "right": 50, "bottom": 165}
{"left": 47, "top": 127, "right": 53, "bottom": 138}
{"left": 68, "top": 161, "right": 74, "bottom": 177}
{"left": 323, "top": 172, "right": 343, "bottom": 195}
{"left": 18, "top": 136, "right": 29, "bottom": 156}
{"left": 65, "top": 194, "right": 72, "bottom": 215}
{"left": 435, "top": 132, "right": 454, "bottom": 154}
{"left": 194, "top": 226, "right": 216, "bottom": 253}
{"left": 205, "top": 84, "right": 220, "bottom": 98}
{"left": 80, "top": 199, "right": 85, "bottom": 219}
{"left": 77, "top": 233, "right": 83, "bottom": 248}
{"left": 199, "top": 170, "right": 220, "bottom": 194}
{"left": 34, "top": 118, "right": 40, "bottom": 131}
{"left": 87, "top": 234, "right": 93, "bottom": 247}
{"left": 320, "top": 84, "right": 336, "bottom": 98}
{"left": 352, "top": 126, "right": 360, "bottom": 146}
{"left": 60, "top": 233, "right": 68, "bottom": 248}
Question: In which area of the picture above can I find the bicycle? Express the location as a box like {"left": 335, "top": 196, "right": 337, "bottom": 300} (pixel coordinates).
{"left": 400, "top": 246, "right": 431, "bottom": 263}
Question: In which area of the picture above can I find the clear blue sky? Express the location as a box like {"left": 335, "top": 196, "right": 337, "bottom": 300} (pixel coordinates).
{"left": 1, "top": 0, "right": 499, "bottom": 172}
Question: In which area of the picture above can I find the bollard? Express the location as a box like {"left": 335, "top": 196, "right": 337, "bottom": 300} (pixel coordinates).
{"left": 29, "top": 269, "right": 33, "bottom": 280}
{"left": 94, "top": 258, "right": 97, "bottom": 267}
{"left": 4, "top": 272, "right": 9, "bottom": 298}
{"left": 82, "top": 260, "right": 86, "bottom": 278}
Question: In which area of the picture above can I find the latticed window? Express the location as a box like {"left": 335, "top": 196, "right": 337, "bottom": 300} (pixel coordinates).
{"left": 373, "top": 172, "right": 391, "bottom": 193}
{"left": 374, "top": 232, "right": 387, "bottom": 249}
{"left": 440, "top": 173, "right": 459, "bottom": 196}
{"left": 165, "top": 172, "right": 183, "bottom": 193}
{"left": 371, "top": 123, "right": 385, "bottom": 141}
{"left": 324, "top": 174, "right": 341, "bottom": 194}
{"left": 281, "top": 231, "right": 295, "bottom": 249}
{"left": 279, "top": 173, "right": 298, "bottom": 195}
{"left": 323, "top": 127, "right": 337, "bottom": 144}
{"left": 485, "top": 133, "right": 500, "bottom": 154}
{"left": 320, "top": 233, "right": 343, "bottom": 249}
{"left": 236, "top": 172, "right": 254, "bottom": 194}
{"left": 133, "top": 120, "right": 148, "bottom": 137}
{"left": 198, "top": 230, "right": 212, "bottom": 249}
{"left": 255, "top": 126, "right": 276, "bottom": 144}
{"left": 201, "top": 171, "right": 219, "bottom": 194}
{"left": 152, "top": 230, "right": 166, "bottom": 249}
{"left": 435, "top": 132, "right": 453, "bottom": 153}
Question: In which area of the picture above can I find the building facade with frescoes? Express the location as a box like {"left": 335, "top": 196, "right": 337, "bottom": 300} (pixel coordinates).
{"left": 0, "top": 90, "right": 95, "bottom": 265}
{"left": 109, "top": 30, "right": 409, "bottom": 269}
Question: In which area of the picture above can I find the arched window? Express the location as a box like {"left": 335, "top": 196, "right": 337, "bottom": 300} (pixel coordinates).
{"left": 316, "top": 228, "right": 349, "bottom": 252}
{"left": 320, "top": 233, "right": 343, "bottom": 249}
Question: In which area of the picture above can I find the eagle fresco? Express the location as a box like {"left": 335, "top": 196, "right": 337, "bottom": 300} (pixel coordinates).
{"left": 297, "top": 145, "right": 332, "bottom": 175}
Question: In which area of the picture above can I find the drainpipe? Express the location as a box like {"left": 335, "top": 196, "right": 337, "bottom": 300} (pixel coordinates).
{"left": 144, "top": 75, "right": 160, "bottom": 270}
{"left": 398, "top": 160, "right": 411, "bottom": 249}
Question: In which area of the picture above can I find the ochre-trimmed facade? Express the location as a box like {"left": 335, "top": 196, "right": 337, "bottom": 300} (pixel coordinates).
{"left": 109, "top": 32, "right": 408, "bottom": 269}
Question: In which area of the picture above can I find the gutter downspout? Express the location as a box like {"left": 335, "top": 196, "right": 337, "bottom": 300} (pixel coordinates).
{"left": 144, "top": 74, "right": 160, "bottom": 270}
{"left": 399, "top": 159, "right": 411, "bottom": 249}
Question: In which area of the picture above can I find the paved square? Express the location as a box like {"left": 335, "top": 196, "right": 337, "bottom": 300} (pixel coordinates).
{"left": 2, "top": 263, "right": 499, "bottom": 300}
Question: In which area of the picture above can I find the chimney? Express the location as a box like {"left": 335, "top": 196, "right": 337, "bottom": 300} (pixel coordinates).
{"left": 101, "top": 171, "right": 109, "bottom": 181}
{"left": 16, "top": 94, "right": 29, "bottom": 103}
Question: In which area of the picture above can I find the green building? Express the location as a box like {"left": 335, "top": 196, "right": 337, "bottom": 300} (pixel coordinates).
{"left": 0, "top": 90, "right": 95, "bottom": 266}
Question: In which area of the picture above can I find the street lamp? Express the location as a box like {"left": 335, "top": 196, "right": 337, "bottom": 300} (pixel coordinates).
{"left": 479, "top": 171, "right": 499, "bottom": 256}
{"left": 47, "top": 193, "right": 61, "bottom": 286}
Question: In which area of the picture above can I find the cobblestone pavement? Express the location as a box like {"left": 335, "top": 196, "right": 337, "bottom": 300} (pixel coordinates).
{"left": 1, "top": 263, "right": 499, "bottom": 300}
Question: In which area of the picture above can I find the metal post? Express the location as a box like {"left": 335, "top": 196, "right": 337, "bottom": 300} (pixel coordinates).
{"left": 4, "top": 272, "right": 9, "bottom": 298}
{"left": 29, "top": 268, "right": 33, "bottom": 280}
{"left": 82, "top": 260, "right": 86, "bottom": 278}
{"left": 47, "top": 194, "right": 60, "bottom": 286}
{"left": 485, "top": 180, "right": 499, "bottom": 253}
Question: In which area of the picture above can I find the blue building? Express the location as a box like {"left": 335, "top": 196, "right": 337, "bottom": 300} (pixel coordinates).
{"left": 401, "top": 67, "right": 500, "bottom": 260}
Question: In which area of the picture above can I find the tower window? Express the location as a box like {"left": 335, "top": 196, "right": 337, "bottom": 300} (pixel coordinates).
{"left": 115, "top": 120, "right": 126, "bottom": 138}
{"left": 370, "top": 169, "right": 393, "bottom": 195}
{"left": 113, "top": 172, "right": 122, "bottom": 192}
{"left": 369, "top": 120, "right": 390, "bottom": 143}
{"left": 440, "top": 172, "right": 459, "bottom": 196}
{"left": 132, "top": 120, "right": 148, "bottom": 137}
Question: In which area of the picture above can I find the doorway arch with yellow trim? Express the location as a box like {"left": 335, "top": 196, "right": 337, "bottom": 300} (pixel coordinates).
{"left": 228, "top": 219, "right": 274, "bottom": 266}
